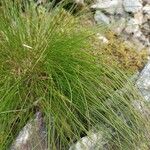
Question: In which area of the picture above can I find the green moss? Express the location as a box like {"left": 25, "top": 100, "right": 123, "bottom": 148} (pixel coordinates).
{"left": 89, "top": 31, "right": 148, "bottom": 76}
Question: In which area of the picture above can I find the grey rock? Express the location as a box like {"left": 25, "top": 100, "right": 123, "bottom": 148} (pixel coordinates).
{"left": 75, "top": 0, "right": 84, "bottom": 5}
{"left": 143, "top": 4, "right": 150, "bottom": 21}
{"left": 91, "top": 0, "right": 120, "bottom": 15}
{"left": 94, "top": 11, "right": 110, "bottom": 24}
{"left": 133, "top": 30, "right": 143, "bottom": 39}
{"left": 10, "top": 112, "right": 47, "bottom": 150}
{"left": 132, "top": 38, "right": 146, "bottom": 50}
{"left": 143, "top": 4, "right": 150, "bottom": 15}
{"left": 142, "top": 0, "right": 150, "bottom": 5}
{"left": 134, "top": 11, "right": 143, "bottom": 25}
{"left": 36, "top": 0, "right": 45, "bottom": 5}
{"left": 132, "top": 100, "right": 150, "bottom": 117}
{"left": 97, "top": 33, "right": 109, "bottom": 43}
{"left": 136, "top": 61, "right": 150, "bottom": 101}
{"left": 133, "top": 61, "right": 150, "bottom": 119}
{"left": 112, "top": 17, "right": 126, "bottom": 34}
{"left": 125, "top": 18, "right": 140, "bottom": 34}
{"left": 69, "top": 132, "right": 106, "bottom": 150}
{"left": 116, "top": 0, "right": 125, "bottom": 15}
{"left": 123, "top": 0, "right": 142, "bottom": 13}
{"left": 141, "top": 22, "right": 150, "bottom": 37}
{"left": 133, "top": 31, "right": 149, "bottom": 48}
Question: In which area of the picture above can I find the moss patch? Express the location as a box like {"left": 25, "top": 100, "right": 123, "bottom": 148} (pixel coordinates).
{"left": 89, "top": 31, "right": 148, "bottom": 76}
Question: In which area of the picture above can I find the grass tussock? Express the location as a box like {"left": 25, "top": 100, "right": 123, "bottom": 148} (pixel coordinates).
{"left": 0, "top": 1, "right": 150, "bottom": 149}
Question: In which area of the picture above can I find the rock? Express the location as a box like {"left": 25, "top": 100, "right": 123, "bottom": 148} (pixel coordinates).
{"left": 112, "top": 17, "right": 126, "bottom": 34}
{"left": 97, "top": 33, "right": 109, "bottom": 43}
{"left": 133, "top": 32, "right": 149, "bottom": 48}
{"left": 123, "top": 0, "right": 142, "bottom": 13}
{"left": 36, "top": 0, "right": 46, "bottom": 5}
{"left": 141, "top": 22, "right": 150, "bottom": 37}
{"left": 132, "top": 100, "right": 150, "bottom": 117}
{"left": 125, "top": 18, "right": 140, "bottom": 34}
{"left": 134, "top": 60, "right": 150, "bottom": 118}
{"left": 132, "top": 37, "right": 148, "bottom": 50}
{"left": 75, "top": 0, "right": 84, "bottom": 5}
{"left": 134, "top": 11, "right": 143, "bottom": 25}
{"left": 136, "top": 61, "right": 150, "bottom": 101}
{"left": 142, "top": 0, "right": 150, "bottom": 5}
{"left": 133, "top": 30, "right": 143, "bottom": 39}
{"left": 94, "top": 11, "right": 110, "bottom": 24}
{"left": 10, "top": 112, "right": 47, "bottom": 150}
{"left": 69, "top": 132, "right": 106, "bottom": 150}
{"left": 91, "top": 0, "right": 119, "bottom": 15}
{"left": 115, "top": 0, "right": 125, "bottom": 15}
{"left": 143, "top": 4, "right": 150, "bottom": 21}
{"left": 143, "top": 4, "right": 150, "bottom": 15}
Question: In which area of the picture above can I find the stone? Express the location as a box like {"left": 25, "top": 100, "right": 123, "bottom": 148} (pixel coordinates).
{"left": 94, "top": 11, "right": 110, "bottom": 24}
{"left": 10, "top": 112, "right": 47, "bottom": 150}
{"left": 112, "top": 17, "right": 126, "bottom": 34}
{"left": 133, "top": 30, "right": 143, "bottom": 38}
{"left": 125, "top": 18, "right": 140, "bottom": 34}
{"left": 141, "top": 22, "right": 150, "bottom": 37}
{"left": 143, "top": 4, "right": 150, "bottom": 15}
{"left": 134, "top": 11, "right": 143, "bottom": 25}
{"left": 91, "top": 0, "right": 119, "bottom": 15}
{"left": 142, "top": 0, "right": 150, "bottom": 5}
{"left": 143, "top": 4, "right": 150, "bottom": 20}
{"left": 75, "top": 0, "right": 84, "bottom": 5}
{"left": 132, "top": 100, "right": 150, "bottom": 117}
{"left": 136, "top": 61, "right": 150, "bottom": 101}
{"left": 134, "top": 33, "right": 149, "bottom": 48}
{"left": 143, "top": 14, "right": 150, "bottom": 23}
{"left": 36, "top": 0, "right": 46, "bottom": 5}
{"left": 97, "top": 33, "right": 109, "bottom": 43}
{"left": 134, "top": 60, "right": 150, "bottom": 119}
{"left": 69, "top": 132, "right": 105, "bottom": 150}
{"left": 115, "top": 0, "right": 125, "bottom": 15}
{"left": 123, "top": 0, "right": 142, "bottom": 13}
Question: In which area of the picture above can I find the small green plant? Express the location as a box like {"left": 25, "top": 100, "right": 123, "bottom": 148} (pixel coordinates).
{"left": 0, "top": 1, "right": 150, "bottom": 149}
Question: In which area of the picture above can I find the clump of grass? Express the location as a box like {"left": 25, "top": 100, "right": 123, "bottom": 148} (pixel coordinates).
{"left": 0, "top": 1, "right": 150, "bottom": 149}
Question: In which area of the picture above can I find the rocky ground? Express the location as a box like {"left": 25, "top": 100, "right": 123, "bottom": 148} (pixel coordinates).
{"left": 92, "top": 0, "right": 150, "bottom": 52}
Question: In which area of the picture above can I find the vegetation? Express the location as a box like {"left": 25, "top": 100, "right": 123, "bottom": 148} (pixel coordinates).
{"left": 0, "top": 0, "right": 149, "bottom": 149}
{"left": 90, "top": 31, "right": 148, "bottom": 76}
